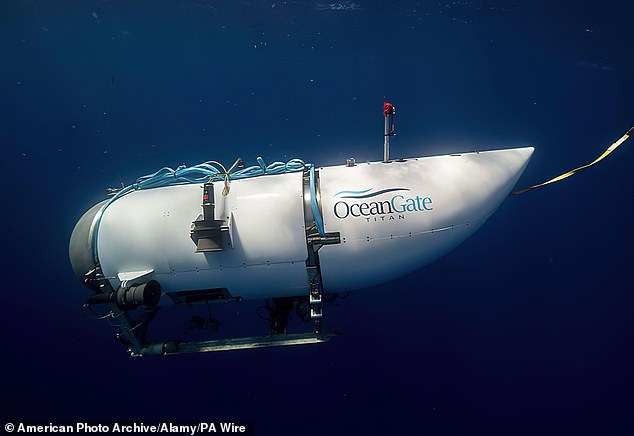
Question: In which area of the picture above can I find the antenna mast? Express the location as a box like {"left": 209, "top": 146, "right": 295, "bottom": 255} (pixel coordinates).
{"left": 383, "top": 102, "right": 396, "bottom": 162}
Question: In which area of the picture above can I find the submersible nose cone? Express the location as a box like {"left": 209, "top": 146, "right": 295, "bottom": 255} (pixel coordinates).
{"left": 69, "top": 200, "right": 108, "bottom": 281}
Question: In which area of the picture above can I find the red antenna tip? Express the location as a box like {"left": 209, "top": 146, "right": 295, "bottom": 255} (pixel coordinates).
{"left": 383, "top": 102, "right": 395, "bottom": 117}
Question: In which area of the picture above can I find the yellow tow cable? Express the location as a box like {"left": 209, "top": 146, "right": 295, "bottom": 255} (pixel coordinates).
{"left": 512, "top": 126, "right": 633, "bottom": 195}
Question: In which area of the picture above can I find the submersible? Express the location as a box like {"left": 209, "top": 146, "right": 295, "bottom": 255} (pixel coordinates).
{"left": 69, "top": 103, "right": 534, "bottom": 355}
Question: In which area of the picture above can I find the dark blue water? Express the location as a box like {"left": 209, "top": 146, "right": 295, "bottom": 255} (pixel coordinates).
{"left": 2, "top": 1, "right": 633, "bottom": 434}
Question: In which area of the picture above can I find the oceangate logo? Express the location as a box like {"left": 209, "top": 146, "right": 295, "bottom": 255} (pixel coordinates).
{"left": 333, "top": 188, "right": 433, "bottom": 222}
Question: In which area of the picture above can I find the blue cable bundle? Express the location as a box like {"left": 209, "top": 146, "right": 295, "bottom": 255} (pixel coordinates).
{"left": 92, "top": 157, "right": 310, "bottom": 259}
{"left": 111, "top": 157, "right": 307, "bottom": 202}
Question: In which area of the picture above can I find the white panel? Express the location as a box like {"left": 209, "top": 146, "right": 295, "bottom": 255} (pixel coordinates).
{"left": 98, "top": 187, "right": 171, "bottom": 279}
{"left": 163, "top": 184, "right": 244, "bottom": 272}
{"left": 318, "top": 147, "right": 533, "bottom": 291}
{"left": 97, "top": 172, "right": 309, "bottom": 299}
{"left": 229, "top": 172, "right": 307, "bottom": 264}
{"left": 319, "top": 222, "right": 479, "bottom": 291}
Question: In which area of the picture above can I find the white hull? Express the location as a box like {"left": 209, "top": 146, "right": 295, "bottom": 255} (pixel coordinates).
{"left": 80, "top": 147, "right": 533, "bottom": 300}
{"left": 319, "top": 147, "right": 534, "bottom": 290}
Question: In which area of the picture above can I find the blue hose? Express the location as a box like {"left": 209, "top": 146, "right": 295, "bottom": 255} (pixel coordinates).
{"left": 92, "top": 157, "right": 309, "bottom": 261}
